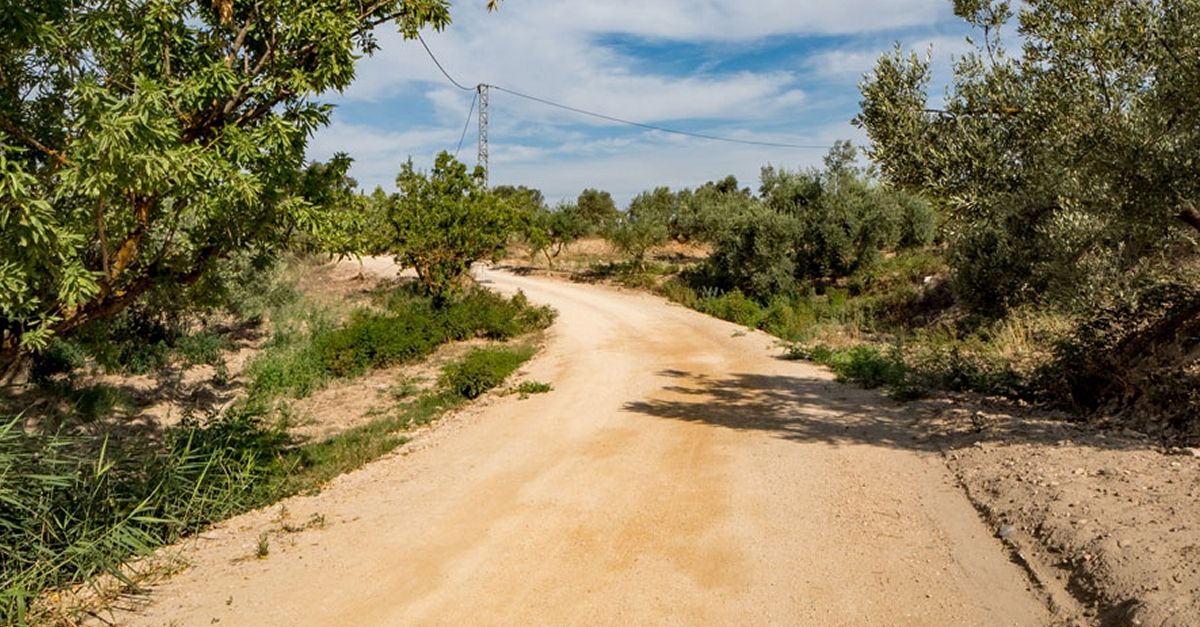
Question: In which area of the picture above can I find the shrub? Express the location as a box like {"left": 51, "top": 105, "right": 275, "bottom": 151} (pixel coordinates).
{"left": 827, "top": 345, "right": 905, "bottom": 389}
{"left": 439, "top": 346, "right": 534, "bottom": 400}
{"left": 696, "top": 290, "right": 764, "bottom": 328}
{"left": 314, "top": 311, "right": 440, "bottom": 378}
{"left": 515, "top": 381, "right": 552, "bottom": 397}
{"left": 658, "top": 278, "right": 698, "bottom": 308}
{"left": 246, "top": 288, "right": 554, "bottom": 400}
{"left": 759, "top": 297, "right": 800, "bottom": 339}
{"left": 28, "top": 339, "right": 87, "bottom": 384}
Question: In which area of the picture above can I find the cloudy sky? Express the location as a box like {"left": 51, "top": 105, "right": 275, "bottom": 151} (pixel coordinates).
{"left": 307, "top": 1, "right": 977, "bottom": 205}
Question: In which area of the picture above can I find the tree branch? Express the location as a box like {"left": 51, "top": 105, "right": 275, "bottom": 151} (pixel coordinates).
{"left": 0, "top": 114, "right": 68, "bottom": 166}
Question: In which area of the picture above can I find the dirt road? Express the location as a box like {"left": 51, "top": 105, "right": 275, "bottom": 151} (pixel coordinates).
{"left": 122, "top": 266, "right": 1052, "bottom": 626}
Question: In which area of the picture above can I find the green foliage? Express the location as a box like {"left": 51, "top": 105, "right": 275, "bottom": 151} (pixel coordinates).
{"left": 524, "top": 203, "right": 589, "bottom": 267}
{"left": 575, "top": 188, "right": 619, "bottom": 233}
{"left": 857, "top": 0, "right": 1200, "bottom": 316}
{"left": 0, "top": 412, "right": 286, "bottom": 623}
{"left": 515, "top": 381, "right": 552, "bottom": 397}
{"left": 677, "top": 142, "right": 936, "bottom": 303}
{"left": 246, "top": 287, "right": 554, "bottom": 400}
{"left": 1038, "top": 277, "right": 1200, "bottom": 439}
{"left": 671, "top": 175, "right": 755, "bottom": 243}
{"left": 607, "top": 188, "right": 672, "bottom": 268}
{"left": 303, "top": 155, "right": 370, "bottom": 261}
{"left": 439, "top": 345, "right": 534, "bottom": 400}
{"left": 0, "top": 0, "right": 466, "bottom": 371}
{"left": 695, "top": 290, "right": 765, "bottom": 328}
{"left": 314, "top": 310, "right": 441, "bottom": 378}
{"left": 826, "top": 345, "right": 906, "bottom": 389}
{"left": 698, "top": 206, "right": 801, "bottom": 299}
{"left": 27, "top": 339, "right": 86, "bottom": 384}
{"left": 386, "top": 153, "right": 519, "bottom": 300}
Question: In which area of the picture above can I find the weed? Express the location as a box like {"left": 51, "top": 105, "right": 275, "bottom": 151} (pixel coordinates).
{"left": 514, "top": 381, "right": 552, "bottom": 398}
{"left": 255, "top": 533, "right": 270, "bottom": 559}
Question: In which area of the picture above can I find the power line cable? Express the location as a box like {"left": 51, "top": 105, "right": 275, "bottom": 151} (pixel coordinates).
{"left": 454, "top": 90, "right": 478, "bottom": 158}
{"left": 416, "top": 33, "right": 474, "bottom": 92}
{"left": 487, "top": 84, "right": 831, "bottom": 150}
{"left": 415, "top": 33, "right": 830, "bottom": 151}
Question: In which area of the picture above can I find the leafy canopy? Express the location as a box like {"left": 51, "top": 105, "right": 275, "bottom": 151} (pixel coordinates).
{"left": 857, "top": 0, "right": 1200, "bottom": 313}
{"left": 386, "top": 152, "right": 518, "bottom": 300}
{"left": 0, "top": 0, "right": 496, "bottom": 372}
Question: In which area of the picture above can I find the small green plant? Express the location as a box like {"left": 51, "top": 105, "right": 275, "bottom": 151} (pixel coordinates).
{"left": 255, "top": 533, "right": 270, "bottom": 559}
{"left": 514, "top": 381, "right": 552, "bottom": 399}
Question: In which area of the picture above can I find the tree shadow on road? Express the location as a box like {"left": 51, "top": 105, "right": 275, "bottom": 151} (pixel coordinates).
{"left": 623, "top": 369, "right": 1155, "bottom": 453}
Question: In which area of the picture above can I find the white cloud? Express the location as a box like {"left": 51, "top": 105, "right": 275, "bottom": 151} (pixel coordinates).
{"left": 308, "top": 1, "right": 965, "bottom": 201}
{"left": 806, "top": 35, "right": 975, "bottom": 81}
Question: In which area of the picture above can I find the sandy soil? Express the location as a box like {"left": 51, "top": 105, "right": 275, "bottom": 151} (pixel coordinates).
{"left": 98, "top": 263, "right": 1067, "bottom": 626}
{"left": 927, "top": 404, "right": 1200, "bottom": 626}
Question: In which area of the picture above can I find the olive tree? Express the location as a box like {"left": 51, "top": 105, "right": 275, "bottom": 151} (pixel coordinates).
{"left": 607, "top": 188, "right": 673, "bottom": 269}
{"left": 857, "top": 0, "right": 1200, "bottom": 313}
{"left": 525, "top": 203, "right": 588, "bottom": 268}
{"left": 0, "top": 0, "right": 496, "bottom": 375}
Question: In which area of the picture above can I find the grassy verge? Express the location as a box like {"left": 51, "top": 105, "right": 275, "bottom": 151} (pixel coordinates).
{"left": 246, "top": 287, "right": 553, "bottom": 400}
{"left": 1, "top": 283, "right": 552, "bottom": 625}
{"left": 658, "top": 250, "right": 1067, "bottom": 403}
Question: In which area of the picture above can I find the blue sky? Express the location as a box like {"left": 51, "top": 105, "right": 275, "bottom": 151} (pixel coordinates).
{"left": 307, "top": 1, "right": 977, "bottom": 206}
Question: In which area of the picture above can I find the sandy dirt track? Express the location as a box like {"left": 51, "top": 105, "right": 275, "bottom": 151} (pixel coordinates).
{"left": 121, "top": 265, "right": 1052, "bottom": 626}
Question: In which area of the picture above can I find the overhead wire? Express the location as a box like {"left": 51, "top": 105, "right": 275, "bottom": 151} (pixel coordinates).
{"left": 454, "top": 90, "right": 478, "bottom": 158}
{"left": 487, "top": 84, "right": 830, "bottom": 150}
{"left": 416, "top": 31, "right": 831, "bottom": 151}
{"left": 416, "top": 34, "right": 475, "bottom": 92}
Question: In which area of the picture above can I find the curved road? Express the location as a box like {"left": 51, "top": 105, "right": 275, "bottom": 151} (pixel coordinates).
{"left": 125, "top": 266, "right": 1050, "bottom": 626}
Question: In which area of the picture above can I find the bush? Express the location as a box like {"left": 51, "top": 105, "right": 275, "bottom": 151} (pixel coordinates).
{"left": 1038, "top": 278, "right": 1200, "bottom": 442}
{"left": 658, "top": 278, "right": 698, "bottom": 308}
{"left": 28, "top": 339, "right": 86, "bottom": 384}
{"left": 439, "top": 346, "right": 534, "bottom": 400}
{"left": 314, "top": 310, "right": 440, "bottom": 378}
{"left": 246, "top": 343, "right": 329, "bottom": 399}
{"left": 515, "top": 381, "right": 552, "bottom": 397}
{"left": 826, "top": 345, "right": 905, "bottom": 389}
{"left": 696, "top": 290, "right": 764, "bottom": 328}
{"left": 759, "top": 297, "right": 800, "bottom": 339}
{"left": 247, "top": 288, "right": 554, "bottom": 401}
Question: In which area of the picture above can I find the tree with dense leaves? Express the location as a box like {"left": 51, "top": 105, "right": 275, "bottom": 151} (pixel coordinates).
{"left": 386, "top": 152, "right": 518, "bottom": 301}
{"left": 0, "top": 0, "right": 497, "bottom": 375}
{"left": 857, "top": 0, "right": 1200, "bottom": 313}
{"left": 607, "top": 188, "right": 673, "bottom": 269}
{"left": 574, "top": 188, "right": 618, "bottom": 233}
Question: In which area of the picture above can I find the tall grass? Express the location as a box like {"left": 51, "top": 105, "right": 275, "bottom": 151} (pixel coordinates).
{"left": 0, "top": 414, "right": 282, "bottom": 624}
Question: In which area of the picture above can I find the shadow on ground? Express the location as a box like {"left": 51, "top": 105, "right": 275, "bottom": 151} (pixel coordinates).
{"left": 624, "top": 369, "right": 1153, "bottom": 453}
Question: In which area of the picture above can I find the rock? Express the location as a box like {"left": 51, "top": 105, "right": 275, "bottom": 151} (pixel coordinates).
{"left": 1188, "top": 448, "right": 1200, "bottom": 458}
{"left": 998, "top": 524, "right": 1015, "bottom": 538}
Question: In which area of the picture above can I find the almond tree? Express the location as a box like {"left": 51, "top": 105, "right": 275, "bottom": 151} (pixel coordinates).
{"left": 0, "top": 1, "right": 495, "bottom": 375}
